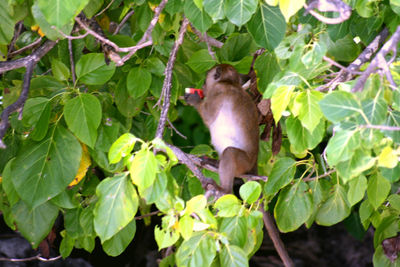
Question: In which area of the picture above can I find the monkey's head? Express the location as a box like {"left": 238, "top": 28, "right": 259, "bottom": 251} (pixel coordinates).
{"left": 204, "top": 64, "right": 240, "bottom": 95}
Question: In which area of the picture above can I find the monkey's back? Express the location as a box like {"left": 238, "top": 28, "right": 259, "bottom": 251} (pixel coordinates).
{"left": 206, "top": 84, "right": 259, "bottom": 159}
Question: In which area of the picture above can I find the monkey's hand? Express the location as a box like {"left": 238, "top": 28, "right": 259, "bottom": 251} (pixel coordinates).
{"left": 184, "top": 91, "right": 202, "bottom": 106}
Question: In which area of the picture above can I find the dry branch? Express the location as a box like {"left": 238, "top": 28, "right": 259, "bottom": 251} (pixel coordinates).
{"left": 304, "top": 0, "right": 351, "bottom": 24}
{"left": 155, "top": 17, "right": 189, "bottom": 139}
{"left": 353, "top": 25, "right": 400, "bottom": 92}
{"left": 261, "top": 204, "right": 294, "bottom": 267}
{"left": 317, "top": 27, "right": 389, "bottom": 91}
{"left": 0, "top": 40, "right": 57, "bottom": 148}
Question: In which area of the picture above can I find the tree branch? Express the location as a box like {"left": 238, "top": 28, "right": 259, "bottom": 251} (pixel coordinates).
{"left": 68, "top": 39, "right": 76, "bottom": 84}
{"left": 7, "top": 37, "right": 43, "bottom": 58}
{"left": 118, "top": 0, "right": 168, "bottom": 66}
{"left": 0, "top": 254, "right": 61, "bottom": 262}
{"left": 317, "top": 27, "right": 389, "bottom": 91}
{"left": 304, "top": 0, "right": 351, "bottom": 24}
{"left": 0, "top": 40, "right": 57, "bottom": 148}
{"left": 155, "top": 17, "right": 189, "bottom": 139}
{"left": 352, "top": 26, "right": 400, "bottom": 92}
{"left": 261, "top": 204, "right": 294, "bottom": 267}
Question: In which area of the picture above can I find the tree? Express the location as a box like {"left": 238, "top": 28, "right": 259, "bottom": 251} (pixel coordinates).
{"left": 0, "top": 0, "right": 400, "bottom": 265}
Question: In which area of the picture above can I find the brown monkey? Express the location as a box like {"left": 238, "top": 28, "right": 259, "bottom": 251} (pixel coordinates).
{"left": 185, "top": 64, "right": 259, "bottom": 193}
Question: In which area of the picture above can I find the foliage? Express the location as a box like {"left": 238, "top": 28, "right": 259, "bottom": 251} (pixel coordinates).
{"left": 0, "top": 0, "right": 400, "bottom": 266}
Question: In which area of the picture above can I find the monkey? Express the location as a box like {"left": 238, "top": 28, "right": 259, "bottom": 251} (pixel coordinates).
{"left": 185, "top": 64, "right": 259, "bottom": 193}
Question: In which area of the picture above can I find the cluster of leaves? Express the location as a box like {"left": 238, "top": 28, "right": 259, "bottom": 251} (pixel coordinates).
{"left": 1, "top": 0, "right": 400, "bottom": 266}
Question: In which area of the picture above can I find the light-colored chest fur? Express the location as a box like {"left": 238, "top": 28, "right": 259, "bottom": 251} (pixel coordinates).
{"left": 209, "top": 101, "right": 246, "bottom": 155}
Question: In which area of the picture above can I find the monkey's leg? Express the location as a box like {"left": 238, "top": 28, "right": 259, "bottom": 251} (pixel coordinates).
{"left": 219, "top": 147, "right": 253, "bottom": 193}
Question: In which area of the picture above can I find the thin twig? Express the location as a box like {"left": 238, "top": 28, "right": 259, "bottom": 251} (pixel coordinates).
{"left": 113, "top": 10, "right": 135, "bottom": 35}
{"left": 191, "top": 24, "right": 223, "bottom": 48}
{"left": 8, "top": 37, "right": 43, "bottom": 58}
{"left": 359, "top": 124, "right": 400, "bottom": 131}
{"left": 68, "top": 39, "right": 76, "bottom": 84}
{"left": 261, "top": 204, "right": 294, "bottom": 267}
{"left": 95, "top": 0, "right": 115, "bottom": 17}
{"left": 7, "top": 21, "right": 24, "bottom": 59}
{"left": 322, "top": 56, "right": 362, "bottom": 75}
{"left": 0, "top": 254, "right": 61, "bottom": 262}
{"left": 304, "top": 0, "right": 351, "bottom": 24}
{"left": 167, "top": 118, "right": 187, "bottom": 139}
{"left": 352, "top": 26, "right": 400, "bottom": 92}
{"left": 155, "top": 17, "right": 189, "bottom": 139}
{"left": 118, "top": 0, "right": 168, "bottom": 65}
{"left": 303, "top": 169, "right": 336, "bottom": 182}
{"left": 135, "top": 210, "right": 160, "bottom": 220}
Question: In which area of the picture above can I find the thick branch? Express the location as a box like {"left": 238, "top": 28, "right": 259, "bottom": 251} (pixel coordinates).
{"left": 0, "top": 40, "right": 57, "bottom": 148}
{"left": 191, "top": 25, "right": 223, "bottom": 48}
{"left": 317, "top": 27, "right": 389, "bottom": 91}
{"left": 261, "top": 204, "right": 294, "bottom": 267}
{"left": 0, "top": 40, "right": 57, "bottom": 74}
{"left": 352, "top": 26, "right": 400, "bottom": 92}
{"left": 155, "top": 17, "right": 189, "bottom": 139}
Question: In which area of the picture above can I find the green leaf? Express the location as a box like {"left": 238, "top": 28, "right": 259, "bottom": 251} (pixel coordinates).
{"left": 325, "top": 130, "right": 361, "bottom": 166}
{"left": 31, "top": 3, "right": 74, "bottom": 40}
{"left": 264, "top": 157, "right": 296, "bottom": 198}
{"left": 279, "top": 0, "right": 305, "bottom": 22}
{"left": 219, "top": 33, "right": 256, "bottom": 62}
{"left": 176, "top": 232, "right": 217, "bottom": 266}
{"left": 388, "top": 194, "right": 400, "bottom": 212}
{"left": 220, "top": 216, "right": 248, "bottom": 247}
{"left": 247, "top": 3, "right": 286, "bottom": 50}
{"left": 254, "top": 53, "right": 281, "bottom": 93}
{"left": 2, "top": 159, "right": 19, "bottom": 206}
{"left": 292, "top": 90, "right": 324, "bottom": 132}
{"left": 286, "top": 117, "right": 325, "bottom": 153}
{"left": 108, "top": 133, "right": 138, "bottom": 164}
{"left": 64, "top": 93, "right": 102, "bottom": 148}
{"left": 336, "top": 149, "right": 375, "bottom": 183}
{"left": 127, "top": 67, "right": 152, "bottom": 98}
{"left": 220, "top": 244, "right": 249, "bottom": 267}
{"left": 179, "top": 215, "right": 194, "bottom": 240}
{"left": 224, "top": 0, "right": 258, "bottom": 27}
{"left": 11, "top": 125, "right": 81, "bottom": 208}
{"left": 22, "top": 97, "right": 51, "bottom": 141}
{"left": 274, "top": 180, "right": 312, "bottom": 232}
{"left": 271, "top": 85, "right": 295, "bottom": 123}
{"left": 76, "top": 53, "right": 116, "bottom": 85}
{"left": 38, "top": 0, "right": 89, "bottom": 28}
{"left": 0, "top": 1, "right": 15, "bottom": 45}
{"left": 204, "top": 0, "right": 225, "bottom": 21}
{"left": 391, "top": 0, "right": 400, "bottom": 15}
{"left": 327, "top": 35, "right": 360, "bottom": 62}
{"left": 319, "top": 91, "right": 360, "bottom": 123}
{"left": 184, "top": 0, "right": 213, "bottom": 33}
{"left": 155, "top": 226, "right": 180, "bottom": 250}
{"left": 186, "top": 49, "right": 216, "bottom": 73}
{"left": 83, "top": 0, "right": 104, "bottom": 18}
{"left": 115, "top": 77, "right": 146, "bottom": 118}
{"left": 347, "top": 175, "right": 368, "bottom": 207}
{"left": 239, "top": 181, "right": 261, "bottom": 204}
{"left": 94, "top": 173, "right": 139, "bottom": 242}
{"left": 301, "top": 42, "right": 328, "bottom": 66}
{"left": 51, "top": 58, "right": 70, "bottom": 81}
{"left": 103, "top": 219, "right": 136, "bottom": 256}
{"left": 214, "top": 194, "right": 241, "bottom": 217}
{"left": 60, "top": 234, "right": 75, "bottom": 258}
{"left": 361, "top": 93, "right": 387, "bottom": 125}
{"left": 316, "top": 184, "right": 350, "bottom": 226}
{"left": 12, "top": 201, "right": 58, "bottom": 248}
{"left": 129, "top": 148, "right": 158, "bottom": 191}
{"left": 367, "top": 173, "right": 391, "bottom": 210}
{"left": 186, "top": 195, "right": 207, "bottom": 215}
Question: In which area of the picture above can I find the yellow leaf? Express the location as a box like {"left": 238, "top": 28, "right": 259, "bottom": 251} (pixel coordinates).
{"left": 279, "top": 0, "right": 305, "bottom": 22}
{"left": 31, "top": 24, "right": 45, "bottom": 37}
{"left": 37, "top": 28, "right": 45, "bottom": 37}
{"left": 378, "top": 146, "right": 398, "bottom": 169}
{"left": 69, "top": 144, "right": 91, "bottom": 186}
{"left": 0, "top": 176, "right": 2, "bottom": 183}
{"left": 265, "top": 0, "right": 278, "bottom": 6}
{"left": 31, "top": 25, "right": 39, "bottom": 31}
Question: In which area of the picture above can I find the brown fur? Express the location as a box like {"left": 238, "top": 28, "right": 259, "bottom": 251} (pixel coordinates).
{"left": 186, "top": 64, "right": 259, "bottom": 193}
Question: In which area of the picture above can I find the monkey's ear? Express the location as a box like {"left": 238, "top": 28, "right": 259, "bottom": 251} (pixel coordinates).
{"left": 214, "top": 65, "right": 222, "bottom": 80}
